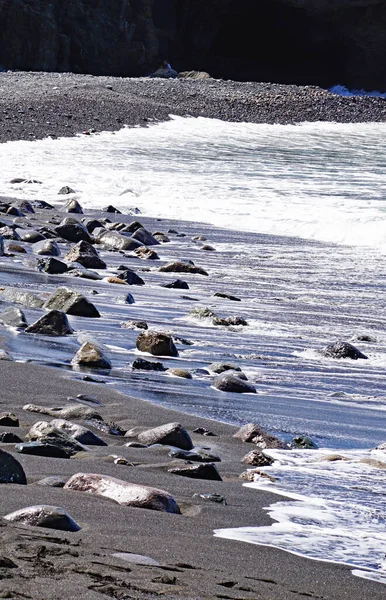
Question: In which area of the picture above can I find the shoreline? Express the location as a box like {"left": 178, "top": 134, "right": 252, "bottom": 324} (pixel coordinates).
{"left": 1, "top": 71, "right": 386, "bottom": 145}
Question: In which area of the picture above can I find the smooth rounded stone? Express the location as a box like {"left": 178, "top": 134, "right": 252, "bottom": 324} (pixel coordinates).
{"left": 55, "top": 218, "right": 92, "bottom": 243}
{"left": 192, "top": 235, "right": 207, "bottom": 241}
{"left": 71, "top": 341, "right": 112, "bottom": 370}
{"left": 2, "top": 288, "right": 44, "bottom": 308}
{"left": 167, "top": 368, "right": 192, "bottom": 379}
{"left": 159, "top": 261, "right": 209, "bottom": 276}
{"left": 134, "top": 245, "right": 159, "bottom": 260}
{"left": 4, "top": 505, "right": 81, "bottom": 532}
{"left": 120, "top": 320, "right": 148, "bottom": 330}
{"left": 213, "top": 292, "right": 241, "bottom": 302}
{"left": 242, "top": 449, "right": 275, "bottom": 466}
{"left": 213, "top": 372, "right": 256, "bottom": 394}
{"left": 153, "top": 232, "right": 170, "bottom": 243}
{"left": 7, "top": 242, "right": 26, "bottom": 253}
{"left": 0, "top": 225, "right": 21, "bottom": 240}
{"left": 64, "top": 473, "right": 181, "bottom": 514}
{"left": 131, "top": 227, "right": 160, "bottom": 247}
{"left": 25, "top": 310, "right": 74, "bottom": 336}
{"left": 161, "top": 279, "right": 189, "bottom": 289}
{"left": 117, "top": 269, "right": 145, "bottom": 286}
{"left": 37, "top": 257, "right": 68, "bottom": 274}
{"left": 169, "top": 448, "right": 221, "bottom": 462}
{"left": 209, "top": 362, "right": 242, "bottom": 375}
{"left": 132, "top": 358, "right": 166, "bottom": 371}
{"left": 7, "top": 206, "right": 25, "bottom": 217}
{"left": 95, "top": 230, "right": 143, "bottom": 251}
{"left": 291, "top": 435, "right": 319, "bottom": 449}
{"left": 64, "top": 240, "right": 106, "bottom": 269}
{"left": 138, "top": 422, "right": 193, "bottom": 450}
{"left": 29, "top": 419, "right": 107, "bottom": 446}
{"left": 16, "top": 441, "right": 71, "bottom": 458}
{"left": 32, "top": 239, "right": 60, "bottom": 256}
{"left": 233, "top": 423, "right": 289, "bottom": 449}
{"left": 201, "top": 244, "right": 215, "bottom": 251}
{"left": 64, "top": 198, "right": 83, "bottom": 214}
{"left": 44, "top": 287, "right": 100, "bottom": 317}
{"left": 58, "top": 186, "right": 76, "bottom": 195}
{"left": 0, "top": 306, "right": 28, "bottom": 328}
{"left": 0, "top": 448, "right": 26, "bottom": 484}
{"left": 68, "top": 266, "right": 103, "bottom": 280}
{"left": 0, "top": 432, "right": 23, "bottom": 443}
{"left": 136, "top": 331, "right": 178, "bottom": 357}
{"left": 322, "top": 341, "right": 368, "bottom": 360}
{"left": 36, "top": 476, "right": 66, "bottom": 488}
{"left": 23, "top": 403, "right": 102, "bottom": 421}
{"left": 0, "top": 412, "right": 19, "bottom": 426}
{"left": 15, "top": 228, "right": 45, "bottom": 243}
{"left": 168, "top": 463, "right": 222, "bottom": 481}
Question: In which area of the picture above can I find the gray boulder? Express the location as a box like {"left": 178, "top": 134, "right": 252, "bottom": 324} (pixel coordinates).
{"left": 59, "top": 186, "right": 76, "bottom": 195}
{"left": 4, "top": 505, "right": 81, "bottom": 531}
{"left": 28, "top": 419, "right": 106, "bottom": 446}
{"left": 168, "top": 463, "right": 222, "bottom": 480}
{"left": 44, "top": 287, "right": 100, "bottom": 317}
{"left": 131, "top": 227, "right": 160, "bottom": 246}
{"left": 0, "top": 448, "right": 27, "bottom": 484}
{"left": 95, "top": 230, "right": 142, "bottom": 251}
{"left": 71, "top": 341, "right": 112, "bottom": 369}
{"left": 15, "top": 229, "right": 45, "bottom": 243}
{"left": 209, "top": 362, "right": 242, "bottom": 374}
{"left": 233, "top": 423, "right": 288, "bottom": 449}
{"left": 322, "top": 341, "right": 368, "bottom": 360}
{"left": 64, "top": 240, "right": 106, "bottom": 269}
{"left": 117, "top": 269, "right": 145, "bottom": 285}
{"left": 32, "top": 239, "right": 61, "bottom": 256}
{"left": 55, "top": 218, "right": 91, "bottom": 243}
{"left": 136, "top": 331, "right": 178, "bottom": 357}
{"left": 37, "top": 257, "right": 68, "bottom": 274}
{"left": 138, "top": 422, "right": 193, "bottom": 450}
{"left": 25, "top": 310, "right": 74, "bottom": 336}
{"left": 213, "top": 372, "right": 256, "bottom": 394}
{"left": 0, "top": 306, "right": 27, "bottom": 328}
{"left": 132, "top": 358, "right": 166, "bottom": 371}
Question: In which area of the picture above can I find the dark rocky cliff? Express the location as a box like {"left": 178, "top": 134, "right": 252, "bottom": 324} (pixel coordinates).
{"left": 0, "top": 0, "right": 385, "bottom": 89}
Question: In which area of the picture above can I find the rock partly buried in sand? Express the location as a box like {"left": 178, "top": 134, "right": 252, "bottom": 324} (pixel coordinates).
{"left": 2, "top": 288, "right": 44, "bottom": 309}
{"left": 0, "top": 448, "right": 27, "bottom": 484}
{"left": 28, "top": 419, "right": 106, "bottom": 446}
{"left": 64, "top": 473, "right": 180, "bottom": 514}
{"left": 0, "top": 306, "right": 28, "bottom": 328}
{"left": 131, "top": 227, "right": 160, "bottom": 246}
{"left": 4, "top": 505, "right": 81, "bottom": 531}
{"left": 138, "top": 422, "right": 193, "bottom": 450}
{"left": 322, "top": 341, "right": 368, "bottom": 360}
{"left": 291, "top": 435, "right": 319, "bottom": 449}
{"left": 55, "top": 217, "right": 92, "bottom": 243}
{"left": 233, "top": 423, "right": 288, "bottom": 449}
{"left": 23, "top": 403, "right": 102, "bottom": 421}
{"left": 242, "top": 449, "right": 275, "bottom": 466}
{"left": 32, "top": 239, "right": 61, "bottom": 256}
{"left": 213, "top": 372, "right": 256, "bottom": 394}
{"left": 44, "top": 287, "right": 100, "bottom": 317}
{"left": 25, "top": 310, "right": 74, "bottom": 336}
{"left": 159, "top": 261, "right": 209, "bottom": 276}
{"left": 64, "top": 240, "right": 107, "bottom": 269}
{"left": 95, "top": 229, "right": 142, "bottom": 252}
{"left": 132, "top": 358, "right": 166, "bottom": 371}
{"left": 71, "top": 341, "right": 112, "bottom": 370}
{"left": 37, "top": 257, "right": 68, "bottom": 274}
{"left": 0, "top": 412, "right": 19, "bottom": 426}
{"left": 168, "top": 463, "right": 222, "bottom": 481}
{"left": 136, "top": 330, "right": 178, "bottom": 357}
{"left": 117, "top": 269, "right": 145, "bottom": 286}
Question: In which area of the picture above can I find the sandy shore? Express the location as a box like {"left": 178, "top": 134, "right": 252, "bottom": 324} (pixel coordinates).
{"left": 1, "top": 71, "right": 386, "bottom": 144}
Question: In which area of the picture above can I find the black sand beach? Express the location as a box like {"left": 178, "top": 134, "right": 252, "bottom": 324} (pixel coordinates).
{"left": 0, "top": 72, "right": 385, "bottom": 599}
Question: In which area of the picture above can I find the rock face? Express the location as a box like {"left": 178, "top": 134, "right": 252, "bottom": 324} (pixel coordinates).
{"left": 0, "top": 1, "right": 385, "bottom": 89}
{"left": 64, "top": 473, "right": 181, "bottom": 514}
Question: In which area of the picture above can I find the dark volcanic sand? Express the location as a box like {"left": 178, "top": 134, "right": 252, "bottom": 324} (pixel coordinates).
{"left": 0, "top": 71, "right": 386, "bottom": 144}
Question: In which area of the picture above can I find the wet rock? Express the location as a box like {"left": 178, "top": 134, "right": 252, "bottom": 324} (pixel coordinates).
{"left": 33, "top": 200, "right": 54, "bottom": 210}
{"left": 68, "top": 266, "right": 103, "bottom": 280}
{"left": 15, "top": 228, "right": 45, "bottom": 243}
{"left": 37, "top": 256, "right": 68, "bottom": 274}
{"left": 0, "top": 225, "right": 20, "bottom": 240}
{"left": 16, "top": 441, "right": 72, "bottom": 458}
{"left": 132, "top": 358, "right": 166, "bottom": 371}
{"left": 36, "top": 476, "right": 67, "bottom": 487}
{"left": 29, "top": 419, "right": 106, "bottom": 446}
{"left": 4, "top": 505, "right": 81, "bottom": 531}
{"left": 201, "top": 244, "right": 215, "bottom": 251}
{"left": 322, "top": 341, "right": 368, "bottom": 360}
{"left": 44, "top": 287, "right": 100, "bottom": 317}
{"left": 58, "top": 186, "right": 76, "bottom": 195}
{"left": 95, "top": 229, "right": 142, "bottom": 251}
{"left": 134, "top": 246, "right": 159, "bottom": 260}
{"left": 159, "top": 261, "right": 209, "bottom": 276}
{"left": 64, "top": 198, "right": 83, "bottom": 213}
{"left": 0, "top": 413, "right": 19, "bottom": 426}
{"left": 189, "top": 307, "right": 218, "bottom": 321}
{"left": 215, "top": 316, "right": 248, "bottom": 326}
{"left": 169, "top": 448, "right": 221, "bottom": 462}
{"left": 55, "top": 218, "right": 92, "bottom": 243}
{"left": 242, "top": 449, "right": 275, "bottom": 466}
{"left": 136, "top": 330, "right": 178, "bottom": 357}
{"left": 213, "top": 292, "right": 241, "bottom": 301}
{"left": 291, "top": 435, "right": 319, "bottom": 449}
{"left": 168, "top": 463, "right": 222, "bottom": 481}
{"left": 138, "top": 422, "right": 193, "bottom": 450}
{"left": 7, "top": 242, "right": 26, "bottom": 253}
{"left": 120, "top": 320, "right": 148, "bottom": 330}
{"left": 209, "top": 362, "right": 242, "bottom": 374}
{"left": 71, "top": 341, "right": 112, "bottom": 370}
{"left": 104, "top": 205, "right": 122, "bottom": 213}
{"left": 0, "top": 448, "right": 26, "bottom": 484}
{"left": 7, "top": 206, "right": 24, "bottom": 216}
{"left": 64, "top": 473, "right": 180, "bottom": 514}
{"left": 23, "top": 403, "right": 102, "bottom": 421}
{"left": 84, "top": 218, "right": 104, "bottom": 233}
{"left": 233, "top": 423, "right": 288, "bottom": 449}
{"left": 167, "top": 368, "right": 192, "bottom": 379}
{"left": 153, "top": 232, "right": 170, "bottom": 243}
{"left": 25, "top": 310, "right": 74, "bottom": 336}
{"left": 32, "top": 239, "right": 61, "bottom": 256}
{"left": 213, "top": 372, "right": 256, "bottom": 394}
{"left": 131, "top": 227, "right": 160, "bottom": 246}
{"left": 0, "top": 432, "right": 23, "bottom": 443}
{"left": 351, "top": 333, "right": 377, "bottom": 343}
{"left": 1, "top": 288, "right": 44, "bottom": 308}
{"left": 193, "top": 427, "right": 216, "bottom": 436}
{"left": 64, "top": 240, "right": 106, "bottom": 269}
{"left": 161, "top": 279, "right": 189, "bottom": 289}
{"left": 121, "top": 292, "right": 135, "bottom": 304}
{"left": 117, "top": 269, "right": 145, "bottom": 285}
{"left": 0, "top": 306, "right": 28, "bottom": 328}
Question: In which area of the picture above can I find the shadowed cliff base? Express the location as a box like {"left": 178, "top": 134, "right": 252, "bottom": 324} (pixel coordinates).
{"left": 0, "top": 0, "right": 386, "bottom": 90}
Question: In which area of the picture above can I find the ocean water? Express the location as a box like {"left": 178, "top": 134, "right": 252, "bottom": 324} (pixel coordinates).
{"left": 0, "top": 116, "right": 385, "bottom": 584}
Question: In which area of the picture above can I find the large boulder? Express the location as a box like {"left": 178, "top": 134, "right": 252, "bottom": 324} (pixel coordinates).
{"left": 28, "top": 419, "right": 106, "bottom": 446}
{"left": 130, "top": 227, "right": 160, "bottom": 246}
{"left": 44, "top": 287, "right": 100, "bottom": 317}
{"left": 117, "top": 269, "right": 145, "bottom": 286}
{"left": 137, "top": 422, "right": 193, "bottom": 450}
{"left": 0, "top": 306, "right": 27, "bottom": 328}
{"left": 136, "top": 331, "right": 178, "bottom": 357}
{"left": 37, "top": 257, "right": 68, "bottom": 274}
{"left": 25, "top": 310, "right": 74, "bottom": 336}
{"left": 55, "top": 218, "right": 91, "bottom": 243}
{"left": 213, "top": 372, "right": 256, "bottom": 394}
{"left": 64, "top": 240, "right": 106, "bottom": 269}
{"left": 0, "top": 448, "right": 26, "bottom": 484}
{"left": 71, "top": 341, "right": 112, "bottom": 369}
{"left": 64, "top": 473, "right": 180, "bottom": 514}
{"left": 4, "top": 505, "right": 81, "bottom": 531}
{"left": 322, "top": 341, "right": 368, "bottom": 360}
